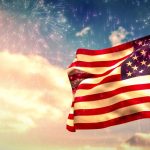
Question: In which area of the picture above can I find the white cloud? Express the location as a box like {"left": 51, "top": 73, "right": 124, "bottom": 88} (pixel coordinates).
{"left": 109, "top": 26, "right": 129, "bottom": 46}
{"left": 77, "top": 145, "right": 116, "bottom": 150}
{"left": 0, "top": 51, "right": 72, "bottom": 132}
{"left": 76, "top": 27, "right": 91, "bottom": 37}
{"left": 117, "top": 133, "right": 150, "bottom": 150}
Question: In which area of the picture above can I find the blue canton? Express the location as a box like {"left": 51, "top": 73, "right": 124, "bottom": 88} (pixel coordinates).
{"left": 121, "top": 36, "right": 150, "bottom": 80}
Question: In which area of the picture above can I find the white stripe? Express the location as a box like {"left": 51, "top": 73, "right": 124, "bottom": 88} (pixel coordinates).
{"left": 67, "top": 118, "right": 74, "bottom": 127}
{"left": 69, "top": 107, "right": 74, "bottom": 114}
{"left": 74, "top": 103, "right": 150, "bottom": 123}
{"left": 75, "top": 75, "right": 150, "bottom": 97}
{"left": 77, "top": 47, "right": 133, "bottom": 62}
{"left": 80, "top": 66, "right": 120, "bottom": 84}
{"left": 67, "top": 107, "right": 74, "bottom": 127}
{"left": 74, "top": 89, "right": 150, "bottom": 109}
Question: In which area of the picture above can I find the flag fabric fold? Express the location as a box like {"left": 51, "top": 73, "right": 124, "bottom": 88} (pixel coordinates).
{"left": 66, "top": 35, "right": 150, "bottom": 132}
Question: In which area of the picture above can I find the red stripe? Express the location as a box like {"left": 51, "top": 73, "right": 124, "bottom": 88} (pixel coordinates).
{"left": 76, "top": 35, "right": 150, "bottom": 56}
{"left": 68, "top": 114, "right": 74, "bottom": 119}
{"left": 74, "top": 97, "right": 150, "bottom": 116}
{"left": 78, "top": 74, "right": 121, "bottom": 89}
{"left": 71, "top": 102, "right": 75, "bottom": 107}
{"left": 74, "top": 111, "right": 150, "bottom": 130}
{"left": 70, "top": 55, "right": 130, "bottom": 67}
{"left": 76, "top": 42, "right": 133, "bottom": 55}
{"left": 66, "top": 125, "right": 76, "bottom": 132}
{"left": 75, "top": 84, "right": 150, "bottom": 102}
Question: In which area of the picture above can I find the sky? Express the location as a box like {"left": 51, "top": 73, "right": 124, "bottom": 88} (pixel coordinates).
{"left": 0, "top": 0, "right": 150, "bottom": 150}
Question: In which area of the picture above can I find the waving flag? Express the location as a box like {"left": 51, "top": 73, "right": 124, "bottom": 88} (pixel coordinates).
{"left": 66, "top": 35, "right": 150, "bottom": 132}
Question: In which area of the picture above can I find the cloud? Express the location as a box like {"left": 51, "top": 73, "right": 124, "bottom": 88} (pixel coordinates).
{"left": 117, "top": 133, "right": 150, "bottom": 150}
{"left": 77, "top": 145, "right": 116, "bottom": 150}
{"left": 0, "top": 51, "right": 72, "bottom": 132}
{"left": 109, "top": 26, "right": 129, "bottom": 46}
{"left": 75, "top": 27, "right": 91, "bottom": 37}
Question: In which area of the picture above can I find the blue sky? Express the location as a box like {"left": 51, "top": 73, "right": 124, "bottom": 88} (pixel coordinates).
{"left": 0, "top": 0, "right": 150, "bottom": 67}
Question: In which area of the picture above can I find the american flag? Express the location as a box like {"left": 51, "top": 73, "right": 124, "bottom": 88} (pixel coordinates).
{"left": 66, "top": 35, "right": 150, "bottom": 132}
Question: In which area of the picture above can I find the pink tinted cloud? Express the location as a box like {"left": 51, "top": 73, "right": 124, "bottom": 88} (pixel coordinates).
{"left": 0, "top": 51, "right": 72, "bottom": 133}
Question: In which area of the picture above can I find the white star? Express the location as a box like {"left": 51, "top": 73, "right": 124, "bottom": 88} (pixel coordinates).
{"left": 132, "top": 55, "right": 138, "bottom": 60}
{"left": 141, "top": 60, "right": 147, "bottom": 65}
{"left": 140, "top": 50, "right": 146, "bottom": 56}
{"left": 132, "top": 65, "right": 138, "bottom": 71}
{"left": 138, "top": 41, "right": 143, "bottom": 45}
{"left": 126, "top": 61, "right": 132, "bottom": 66}
{"left": 127, "top": 71, "right": 132, "bottom": 77}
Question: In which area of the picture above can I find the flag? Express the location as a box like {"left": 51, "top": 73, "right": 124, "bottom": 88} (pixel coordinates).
{"left": 66, "top": 35, "right": 150, "bottom": 132}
